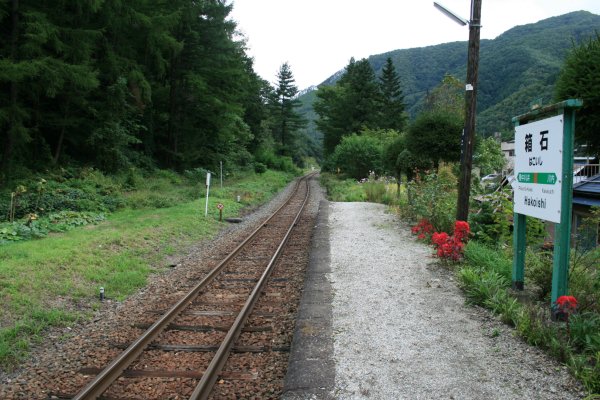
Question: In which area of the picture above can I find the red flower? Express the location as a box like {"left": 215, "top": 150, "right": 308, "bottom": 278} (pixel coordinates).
{"left": 453, "top": 220, "right": 470, "bottom": 243}
{"left": 432, "top": 232, "right": 449, "bottom": 246}
{"left": 412, "top": 219, "right": 434, "bottom": 241}
{"left": 429, "top": 220, "right": 470, "bottom": 261}
{"left": 556, "top": 295, "right": 578, "bottom": 312}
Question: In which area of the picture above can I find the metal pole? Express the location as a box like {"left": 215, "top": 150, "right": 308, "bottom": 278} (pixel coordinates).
{"left": 456, "top": 0, "right": 482, "bottom": 221}
{"left": 512, "top": 213, "right": 526, "bottom": 290}
{"left": 551, "top": 107, "right": 576, "bottom": 309}
{"left": 220, "top": 161, "right": 223, "bottom": 189}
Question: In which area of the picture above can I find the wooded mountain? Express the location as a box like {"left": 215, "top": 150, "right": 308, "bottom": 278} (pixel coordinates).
{"left": 299, "top": 11, "right": 600, "bottom": 138}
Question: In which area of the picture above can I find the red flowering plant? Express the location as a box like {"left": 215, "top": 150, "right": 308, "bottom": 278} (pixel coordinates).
{"left": 411, "top": 219, "right": 434, "bottom": 241}
{"left": 431, "top": 220, "right": 470, "bottom": 262}
{"left": 554, "top": 295, "right": 578, "bottom": 323}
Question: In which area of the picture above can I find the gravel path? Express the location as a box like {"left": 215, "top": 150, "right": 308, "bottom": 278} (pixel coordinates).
{"left": 329, "top": 202, "right": 585, "bottom": 399}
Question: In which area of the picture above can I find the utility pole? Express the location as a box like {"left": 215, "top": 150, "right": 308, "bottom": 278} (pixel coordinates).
{"left": 456, "top": 0, "right": 482, "bottom": 221}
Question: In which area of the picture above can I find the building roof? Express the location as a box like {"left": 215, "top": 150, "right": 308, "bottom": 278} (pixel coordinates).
{"left": 573, "top": 196, "right": 600, "bottom": 207}
{"left": 573, "top": 174, "right": 600, "bottom": 198}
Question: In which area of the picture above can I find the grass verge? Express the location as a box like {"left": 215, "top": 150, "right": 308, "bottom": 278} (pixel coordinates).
{"left": 458, "top": 241, "right": 600, "bottom": 395}
{"left": 0, "top": 169, "right": 293, "bottom": 371}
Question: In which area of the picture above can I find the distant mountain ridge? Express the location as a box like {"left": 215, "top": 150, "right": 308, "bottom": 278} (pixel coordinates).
{"left": 298, "top": 10, "right": 600, "bottom": 139}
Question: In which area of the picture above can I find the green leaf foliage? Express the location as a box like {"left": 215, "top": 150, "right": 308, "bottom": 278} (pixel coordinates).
{"left": 406, "top": 111, "right": 463, "bottom": 168}
{"left": 0, "top": 0, "right": 307, "bottom": 184}
{"left": 555, "top": 33, "right": 600, "bottom": 155}
{"left": 314, "top": 58, "right": 386, "bottom": 156}
{"left": 473, "top": 137, "right": 506, "bottom": 176}
{"left": 331, "top": 134, "right": 383, "bottom": 180}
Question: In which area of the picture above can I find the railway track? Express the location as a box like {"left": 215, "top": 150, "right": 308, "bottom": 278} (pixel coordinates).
{"left": 63, "top": 174, "right": 315, "bottom": 399}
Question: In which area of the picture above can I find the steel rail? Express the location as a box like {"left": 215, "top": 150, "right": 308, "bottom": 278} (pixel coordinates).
{"left": 71, "top": 175, "right": 311, "bottom": 400}
{"left": 190, "top": 174, "right": 311, "bottom": 400}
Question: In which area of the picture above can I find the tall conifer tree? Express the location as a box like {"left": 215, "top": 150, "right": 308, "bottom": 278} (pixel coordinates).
{"left": 379, "top": 57, "right": 407, "bottom": 131}
{"left": 315, "top": 58, "right": 382, "bottom": 156}
{"left": 270, "top": 62, "right": 305, "bottom": 157}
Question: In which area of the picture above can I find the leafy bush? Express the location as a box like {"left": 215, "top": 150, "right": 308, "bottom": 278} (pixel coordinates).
{"left": 254, "top": 162, "right": 267, "bottom": 174}
{"left": 1, "top": 182, "right": 122, "bottom": 223}
{"left": 570, "top": 313, "right": 600, "bottom": 354}
{"left": 331, "top": 134, "right": 383, "bottom": 179}
{"left": 469, "top": 189, "right": 513, "bottom": 245}
{"left": 525, "top": 248, "right": 553, "bottom": 300}
{"left": 406, "top": 110, "right": 462, "bottom": 167}
{"left": 405, "top": 163, "right": 457, "bottom": 233}
{"left": 183, "top": 167, "right": 211, "bottom": 183}
{"left": 458, "top": 267, "right": 510, "bottom": 305}
{"left": 469, "top": 186, "right": 548, "bottom": 248}
{"left": 254, "top": 148, "right": 300, "bottom": 174}
{"left": 463, "top": 241, "right": 512, "bottom": 281}
{"left": 473, "top": 136, "right": 506, "bottom": 176}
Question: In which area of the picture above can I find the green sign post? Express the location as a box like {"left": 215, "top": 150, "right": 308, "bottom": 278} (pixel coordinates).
{"left": 511, "top": 99, "right": 582, "bottom": 318}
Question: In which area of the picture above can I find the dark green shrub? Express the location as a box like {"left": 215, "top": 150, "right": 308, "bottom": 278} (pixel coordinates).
{"left": 525, "top": 248, "right": 553, "bottom": 300}
{"left": 254, "top": 162, "right": 267, "bottom": 174}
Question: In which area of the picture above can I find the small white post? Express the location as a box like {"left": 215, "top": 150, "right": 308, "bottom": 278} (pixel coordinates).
{"left": 205, "top": 172, "right": 211, "bottom": 217}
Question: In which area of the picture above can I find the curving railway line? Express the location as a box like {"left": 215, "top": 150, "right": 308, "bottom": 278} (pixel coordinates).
{"left": 57, "top": 173, "right": 316, "bottom": 399}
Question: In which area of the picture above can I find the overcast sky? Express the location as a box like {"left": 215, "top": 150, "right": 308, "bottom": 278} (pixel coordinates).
{"left": 229, "top": 0, "right": 600, "bottom": 90}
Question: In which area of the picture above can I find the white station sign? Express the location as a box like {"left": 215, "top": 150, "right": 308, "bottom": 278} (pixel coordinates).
{"left": 513, "top": 115, "right": 563, "bottom": 223}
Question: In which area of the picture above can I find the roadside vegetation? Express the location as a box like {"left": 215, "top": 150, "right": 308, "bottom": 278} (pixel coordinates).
{"left": 318, "top": 33, "right": 600, "bottom": 394}
{"left": 0, "top": 168, "right": 296, "bottom": 370}
{"left": 322, "top": 168, "right": 600, "bottom": 393}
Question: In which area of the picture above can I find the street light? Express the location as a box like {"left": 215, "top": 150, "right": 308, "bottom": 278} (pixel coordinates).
{"left": 434, "top": 0, "right": 482, "bottom": 222}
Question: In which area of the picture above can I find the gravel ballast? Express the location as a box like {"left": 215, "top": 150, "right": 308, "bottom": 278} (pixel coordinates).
{"left": 328, "top": 202, "right": 585, "bottom": 399}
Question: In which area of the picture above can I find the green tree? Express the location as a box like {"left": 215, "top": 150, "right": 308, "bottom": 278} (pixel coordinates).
{"left": 555, "top": 34, "right": 600, "bottom": 155}
{"left": 473, "top": 137, "right": 506, "bottom": 176}
{"left": 269, "top": 62, "right": 306, "bottom": 159}
{"left": 379, "top": 57, "right": 407, "bottom": 131}
{"left": 156, "top": 0, "right": 254, "bottom": 170}
{"left": 0, "top": 0, "right": 102, "bottom": 177}
{"left": 315, "top": 58, "right": 382, "bottom": 156}
{"left": 383, "top": 133, "right": 407, "bottom": 183}
{"left": 0, "top": 0, "right": 277, "bottom": 182}
{"left": 314, "top": 84, "right": 347, "bottom": 156}
{"left": 331, "top": 134, "right": 383, "bottom": 179}
{"left": 424, "top": 74, "right": 464, "bottom": 119}
{"left": 406, "top": 111, "right": 463, "bottom": 168}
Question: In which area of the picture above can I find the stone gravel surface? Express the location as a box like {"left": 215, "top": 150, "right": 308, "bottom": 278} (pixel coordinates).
{"left": 328, "top": 202, "right": 585, "bottom": 400}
